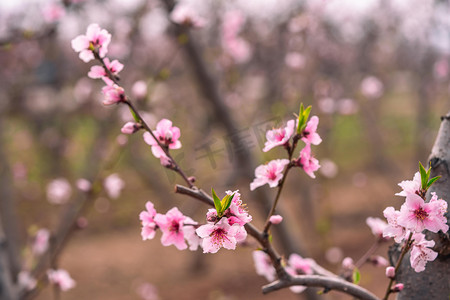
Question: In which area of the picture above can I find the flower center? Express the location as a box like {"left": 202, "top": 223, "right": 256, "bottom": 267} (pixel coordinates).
{"left": 414, "top": 207, "right": 429, "bottom": 220}
{"left": 170, "top": 220, "right": 180, "bottom": 232}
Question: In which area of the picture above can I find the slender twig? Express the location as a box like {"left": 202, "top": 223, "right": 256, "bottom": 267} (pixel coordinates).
{"left": 382, "top": 233, "right": 413, "bottom": 300}
{"left": 94, "top": 52, "right": 194, "bottom": 188}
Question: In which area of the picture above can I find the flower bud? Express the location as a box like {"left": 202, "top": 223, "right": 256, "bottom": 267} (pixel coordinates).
{"left": 385, "top": 266, "right": 395, "bottom": 279}
{"left": 392, "top": 283, "right": 404, "bottom": 292}
{"left": 269, "top": 215, "right": 283, "bottom": 224}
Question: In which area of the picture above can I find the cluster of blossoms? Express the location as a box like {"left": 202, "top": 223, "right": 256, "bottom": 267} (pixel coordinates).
{"left": 253, "top": 250, "right": 315, "bottom": 294}
{"left": 250, "top": 114, "right": 321, "bottom": 191}
{"left": 140, "top": 190, "right": 252, "bottom": 254}
{"left": 72, "top": 24, "right": 125, "bottom": 107}
{"left": 383, "top": 171, "right": 448, "bottom": 272}
{"left": 16, "top": 229, "right": 76, "bottom": 293}
{"left": 72, "top": 24, "right": 183, "bottom": 167}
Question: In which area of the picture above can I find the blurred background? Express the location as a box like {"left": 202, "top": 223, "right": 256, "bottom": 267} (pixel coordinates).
{"left": 1, "top": 0, "right": 449, "bottom": 299}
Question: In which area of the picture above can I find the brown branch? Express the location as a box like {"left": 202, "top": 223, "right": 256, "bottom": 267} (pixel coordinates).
{"left": 262, "top": 275, "right": 380, "bottom": 300}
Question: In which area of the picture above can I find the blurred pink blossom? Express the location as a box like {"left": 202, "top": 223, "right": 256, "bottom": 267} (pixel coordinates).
{"left": 221, "top": 10, "right": 252, "bottom": 63}
{"left": 285, "top": 52, "right": 306, "bottom": 69}
{"left": 76, "top": 178, "right": 91, "bottom": 192}
{"left": 42, "top": 3, "right": 65, "bottom": 23}
{"left": 104, "top": 173, "right": 125, "bottom": 199}
{"left": 317, "top": 97, "right": 336, "bottom": 114}
{"left": 132, "top": 80, "right": 148, "bottom": 99}
{"left": 170, "top": 4, "right": 206, "bottom": 28}
{"left": 32, "top": 228, "right": 50, "bottom": 255}
{"left": 136, "top": 282, "right": 159, "bottom": 300}
{"left": 342, "top": 257, "right": 354, "bottom": 269}
{"left": 71, "top": 24, "right": 111, "bottom": 62}
{"left": 252, "top": 250, "right": 276, "bottom": 281}
{"left": 101, "top": 84, "right": 125, "bottom": 105}
{"left": 433, "top": 58, "right": 448, "bottom": 80}
{"left": 250, "top": 159, "right": 290, "bottom": 191}
{"left": 360, "top": 76, "right": 384, "bottom": 99}
{"left": 47, "top": 269, "right": 76, "bottom": 291}
{"left": 319, "top": 159, "right": 338, "bottom": 178}
{"left": 18, "top": 271, "right": 37, "bottom": 291}
{"left": 47, "top": 178, "right": 72, "bottom": 204}
{"left": 337, "top": 98, "right": 358, "bottom": 115}
{"left": 366, "top": 217, "right": 388, "bottom": 240}
{"left": 121, "top": 122, "right": 141, "bottom": 134}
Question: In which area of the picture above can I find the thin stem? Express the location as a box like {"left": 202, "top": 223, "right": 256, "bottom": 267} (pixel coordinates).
{"left": 263, "top": 134, "right": 301, "bottom": 233}
{"left": 355, "top": 239, "right": 382, "bottom": 269}
{"left": 382, "top": 232, "right": 413, "bottom": 300}
{"left": 95, "top": 52, "right": 194, "bottom": 188}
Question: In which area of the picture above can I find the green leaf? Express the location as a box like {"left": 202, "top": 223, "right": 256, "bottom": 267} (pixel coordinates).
{"left": 221, "top": 193, "right": 234, "bottom": 212}
{"left": 419, "top": 162, "right": 428, "bottom": 190}
{"left": 427, "top": 175, "right": 441, "bottom": 188}
{"left": 211, "top": 188, "right": 222, "bottom": 215}
{"left": 352, "top": 267, "right": 361, "bottom": 285}
{"left": 296, "top": 103, "right": 312, "bottom": 134}
{"left": 129, "top": 106, "right": 140, "bottom": 123}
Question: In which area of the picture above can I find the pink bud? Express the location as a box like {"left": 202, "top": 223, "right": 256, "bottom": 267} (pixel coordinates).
{"left": 393, "top": 283, "right": 404, "bottom": 292}
{"left": 269, "top": 215, "right": 283, "bottom": 224}
{"left": 121, "top": 122, "right": 140, "bottom": 134}
{"left": 371, "top": 255, "right": 388, "bottom": 267}
{"left": 342, "top": 257, "right": 354, "bottom": 269}
{"left": 385, "top": 266, "right": 395, "bottom": 279}
{"left": 76, "top": 178, "right": 91, "bottom": 192}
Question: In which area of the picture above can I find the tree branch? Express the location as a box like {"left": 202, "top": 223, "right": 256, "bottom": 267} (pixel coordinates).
{"left": 262, "top": 275, "right": 380, "bottom": 300}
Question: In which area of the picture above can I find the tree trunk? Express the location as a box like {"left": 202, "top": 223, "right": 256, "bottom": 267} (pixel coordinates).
{"left": 396, "top": 112, "right": 450, "bottom": 299}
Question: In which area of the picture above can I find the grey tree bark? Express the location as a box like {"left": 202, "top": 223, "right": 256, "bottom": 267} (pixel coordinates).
{"left": 396, "top": 112, "right": 450, "bottom": 300}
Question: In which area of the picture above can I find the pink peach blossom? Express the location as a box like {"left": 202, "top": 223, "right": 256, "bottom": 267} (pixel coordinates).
{"left": 397, "top": 193, "right": 449, "bottom": 233}
{"left": 101, "top": 84, "right": 125, "bottom": 105}
{"left": 395, "top": 172, "right": 421, "bottom": 197}
{"left": 121, "top": 122, "right": 141, "bottom": 134}
{"left": 47, "top": 269, "right": 76, "bottom": 291}
{"left": 18, "top": 271, "right": 37, "bottom": 291}
{"left": 295, "top": 144, "right": 320, "bottom": 178}
{"left": 140, "top": 201, "right": 157, "bottom": 241}
{"left": 71, "top": 23, "right": 111, "bottom": 62}
{"left": 88, "top": 58, "right": 124, "bottom": 85}
{"left": 301, "top": 116, "right": 322, "bottom": 145}
{"left": 154, "top": 207, "right": 189, "bottom": 250}
{"left": 360, "top": 76, "right": 384, "bottom": 99}
{"left": 196, "top": 217, "right": 243, "bottom": 253}
{"left": 263, "top": 120, "right": 295, "bottom": 152}
{"left": 366, "top": 217, "right": 389, "bottom": 240}
{"left": 409, "top": 232, "right": 438, "bottom": 272}
{"left": 383, "top": 207, "right": 407, "bottom": 243}
{"left": 143, "top": 119, "right": 181, "bottom": 159}
{"left": 385, "top": 266, "right": 395, "bottom": 279}
{"left": 250, "top": 159, "right": 290, "bottom": 190}
{"left": 252, "top": 250, "right": 276, "bottom": 282}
